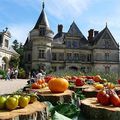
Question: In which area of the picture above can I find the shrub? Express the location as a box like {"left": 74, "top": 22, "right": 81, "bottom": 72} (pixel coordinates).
{"left": 18, "top": 68, "right": 26, "bottom": 79}
{"left": 49, "top": 69, "right": 84, "bottom": 77}
{"left": 0, "top": 69, "right": 6, "bottom": 79}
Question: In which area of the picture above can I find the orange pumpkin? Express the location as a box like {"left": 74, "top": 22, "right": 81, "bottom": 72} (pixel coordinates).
{"left": 48, "top": 78, "right": 69, "bottom": 93}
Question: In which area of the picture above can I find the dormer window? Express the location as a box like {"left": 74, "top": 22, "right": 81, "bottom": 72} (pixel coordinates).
{"left": 39, "top": 28, "right": 45, "bottom": 36}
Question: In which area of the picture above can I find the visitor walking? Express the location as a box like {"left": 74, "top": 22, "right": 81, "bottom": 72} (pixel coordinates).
{"left": 6, "top": 68, "right": 11, "bottom": 80}
{"left": 14, "top": 69, "right": 18, "bottom": 79}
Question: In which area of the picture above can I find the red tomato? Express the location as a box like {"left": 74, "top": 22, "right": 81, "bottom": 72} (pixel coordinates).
{"left": 97, "top": 90, "right": 110, "bottom": 106}
{"left": 109, "top": 90, "right": 120, "bottom": 107}
{"left": 75, "top": 78, "right": 85, "bottom": 86}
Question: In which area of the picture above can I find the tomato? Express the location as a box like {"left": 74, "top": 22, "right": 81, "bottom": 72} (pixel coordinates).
{"left": 94, "top": 84, "right": 104, "bottom": 90}
{"left": 93, "top": 75, "right": 102, "bottom": 82}
{"left": 37, "top": 80, "right": 43, "bottom": 85}
{"left": 13, "top": 95, "right": 21, "bottom": 100}
{"left": 26, "top": 96, "right": 30, "bottom": 103}
{"left": 75, "top": 78, "right": 85, "bottom": 86}
{"left": 97, "top": 90, "right": 110, "bottom": 106}
{"left": 29, "top": 95, "right": 37, "bottom": 103}
{"left": 86, "top": 76, "right": 94, "bottom": 79}
{"left": 48, "top": 78, "right": 69, "bottom": 93}
{"left": 109, "top": 90, "right": 120, "bottom": 107}
{"left": 71, "top": 76, "right": 78, "bottom": 81}
{"left": 0, "top": 96, "right": 7, "bottom": 109}
{"left": 6, "top": 97, "right": 18, "bottom": 110}
{"left": 19, "top": 96, "right": 29, "bottom": 108}
{"left": 32, "top": 83, "right": 41, "bottom": 89}
{"left": 44, "top": 76, "right": 54, "bottom": 83}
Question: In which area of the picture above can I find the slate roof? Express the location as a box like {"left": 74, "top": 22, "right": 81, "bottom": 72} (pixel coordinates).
{"left": 68, "top": 22, "right": 88, "bottom": 43}
{"left": 93, "top": 26, "right": 119, "bottom": 47}
{"left": 68, "top": 22, "right": 82, "bottom": 35}
{"left": 53, "top": 32, "right": 65, "bottom": 43}
{"left": 34, "top": 7, "right": 50, "bottom": 29}
{"left": 92, "top": 26, "right": 106, "bottom": 45}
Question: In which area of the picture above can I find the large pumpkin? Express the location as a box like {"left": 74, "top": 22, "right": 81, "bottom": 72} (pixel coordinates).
{"left": 48, "top": 78, "right": 69, "bottom": 93}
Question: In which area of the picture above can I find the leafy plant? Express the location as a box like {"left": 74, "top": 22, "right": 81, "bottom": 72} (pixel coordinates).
{"left": 0, "top": 69, "right": 6, "bottom": 79}
{"left": 18, "top": 68, "right": 26, "bottom": 78}
{"left": 50, "top": 102, "right": 80, "bottom": 119}
{"left": 52, "top": 111, "right": 72, "bottom": 120}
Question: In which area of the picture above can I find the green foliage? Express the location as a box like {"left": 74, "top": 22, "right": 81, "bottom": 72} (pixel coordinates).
{"left": 49, "top": 70, "right": 118, "bottom": 83}
{"left": 18, "top": 68, "right": 26, "bottom": 78}
{"left": 50, "top": 103, "right": 80, "bottom": 119}
{"left": 9, "top": 57, "right": 20, "bottom": 68}
{"left": 85, "top": 71, "right": 118, "bottom": 83}
{"left": 52, "top": 111, "right": 72, "bottom": 120}
{"left": 12, "top": 40, "right": 19, "bottom": 50}
{"left": 49, "top": 69, "right": 84, "bottom": 77}
{"left": 0, "top": 69, "right": 6, "bottom": 79}
{"left": 12, "top": 40, "right": 24, "bottom": 68}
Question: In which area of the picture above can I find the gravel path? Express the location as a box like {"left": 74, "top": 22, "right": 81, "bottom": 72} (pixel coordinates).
{"left": 0, "top": 79, "right": 28, "bottom": 95}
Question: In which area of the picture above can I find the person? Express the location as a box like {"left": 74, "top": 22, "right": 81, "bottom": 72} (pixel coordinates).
{"left": 32, "top": 71, "right": 36, "bottom": 78}
{"left": 40, "top": 66, "right": 46, "bottom": 76}
{"left": 6, "top": 68, "right": 11, "bottom": 80}
{"left": 36, "top": 71, "right": 43, "bottom": 80}
{"left": 14, "top": 69, "right": 18, "bottom": 79}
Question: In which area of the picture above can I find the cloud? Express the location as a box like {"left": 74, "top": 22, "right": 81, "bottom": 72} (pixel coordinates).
{"left": 46, "top": 0, "right": 92, "bottom": 20}
{"left": 8, "top": 23, "right": 33, "bottom": 44}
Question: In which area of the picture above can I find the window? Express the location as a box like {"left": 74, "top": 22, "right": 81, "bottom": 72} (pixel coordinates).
{"left": 38, "top": 50, "right": 45, "bottom": 59}
{"left": 80, "top": 66, "right": 86, "bottom": 73}
{"left": 73, "top": 53, "right": 79, "bottom": 60}
{"left": 72, "top": 41, "right": 79, "bottom": 48}
{"left": 52, "top": 53, "right": 57, "bottom": 60}
{"left": 66, "top": 41, "right": 71, "bottom": 48}
{"left": 39, "top": 28, "right": 45, "bottom": 36}
{"left": 105, "top": 53, "right": 109, "bottom": 61}
{"left": 66, "top": 53, "right": 72, "bottom": 60}
{"left": 52, "top": 66, "right": 57, "bottom": 71}
{"left": 80, "top": 54, "right": 86, "bottom": 61}
{"left": 5, "top": 39, "right": 8, "bottom": 47}
{"left": 87, "top": 54, "right": 91, "bottom": 62}
{"left": 59, "top": 66, "right": 64, "bottom": 70}
{"left": 58, "top": 53, "right": 64, "bottom": 61}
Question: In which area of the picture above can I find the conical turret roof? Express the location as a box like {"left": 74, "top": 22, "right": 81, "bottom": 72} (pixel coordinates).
{"left": 34, "top": 2, "right": 50, "bottom": 29}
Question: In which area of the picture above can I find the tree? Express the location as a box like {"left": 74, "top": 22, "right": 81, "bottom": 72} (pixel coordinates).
{"left": 12, "top": 40, "right": 24, "bottom": 68}
{"left": 12, "top": 40, "right": 19, "bottom": 51}
{"left": 9, "top": 57, "right": 20, "bottom": 68}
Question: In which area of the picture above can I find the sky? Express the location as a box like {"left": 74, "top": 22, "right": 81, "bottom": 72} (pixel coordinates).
{"left": 0, "top": 0, "right": 120, "bottom": 45}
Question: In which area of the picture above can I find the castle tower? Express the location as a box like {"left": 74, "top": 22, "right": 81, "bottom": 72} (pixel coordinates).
{"left": 24, "top": 2, "right": 54, "bottom": 72}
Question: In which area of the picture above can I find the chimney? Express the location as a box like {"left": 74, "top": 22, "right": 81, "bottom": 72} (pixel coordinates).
{"left": 58, "top": 24, "right": 63, "bottom": 33}
{"left": 88, "top": 29, "right": 94, "bottom": 41}
{"left": 94, "top": 30, "right": 99, "bottom": 37}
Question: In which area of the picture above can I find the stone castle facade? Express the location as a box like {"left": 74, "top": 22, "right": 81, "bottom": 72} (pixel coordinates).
{"left": 24, "top": 3, "right": 119, "bottom": 74}
{"left": 0, "top": 28, "right": 19, "bottom": 70}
